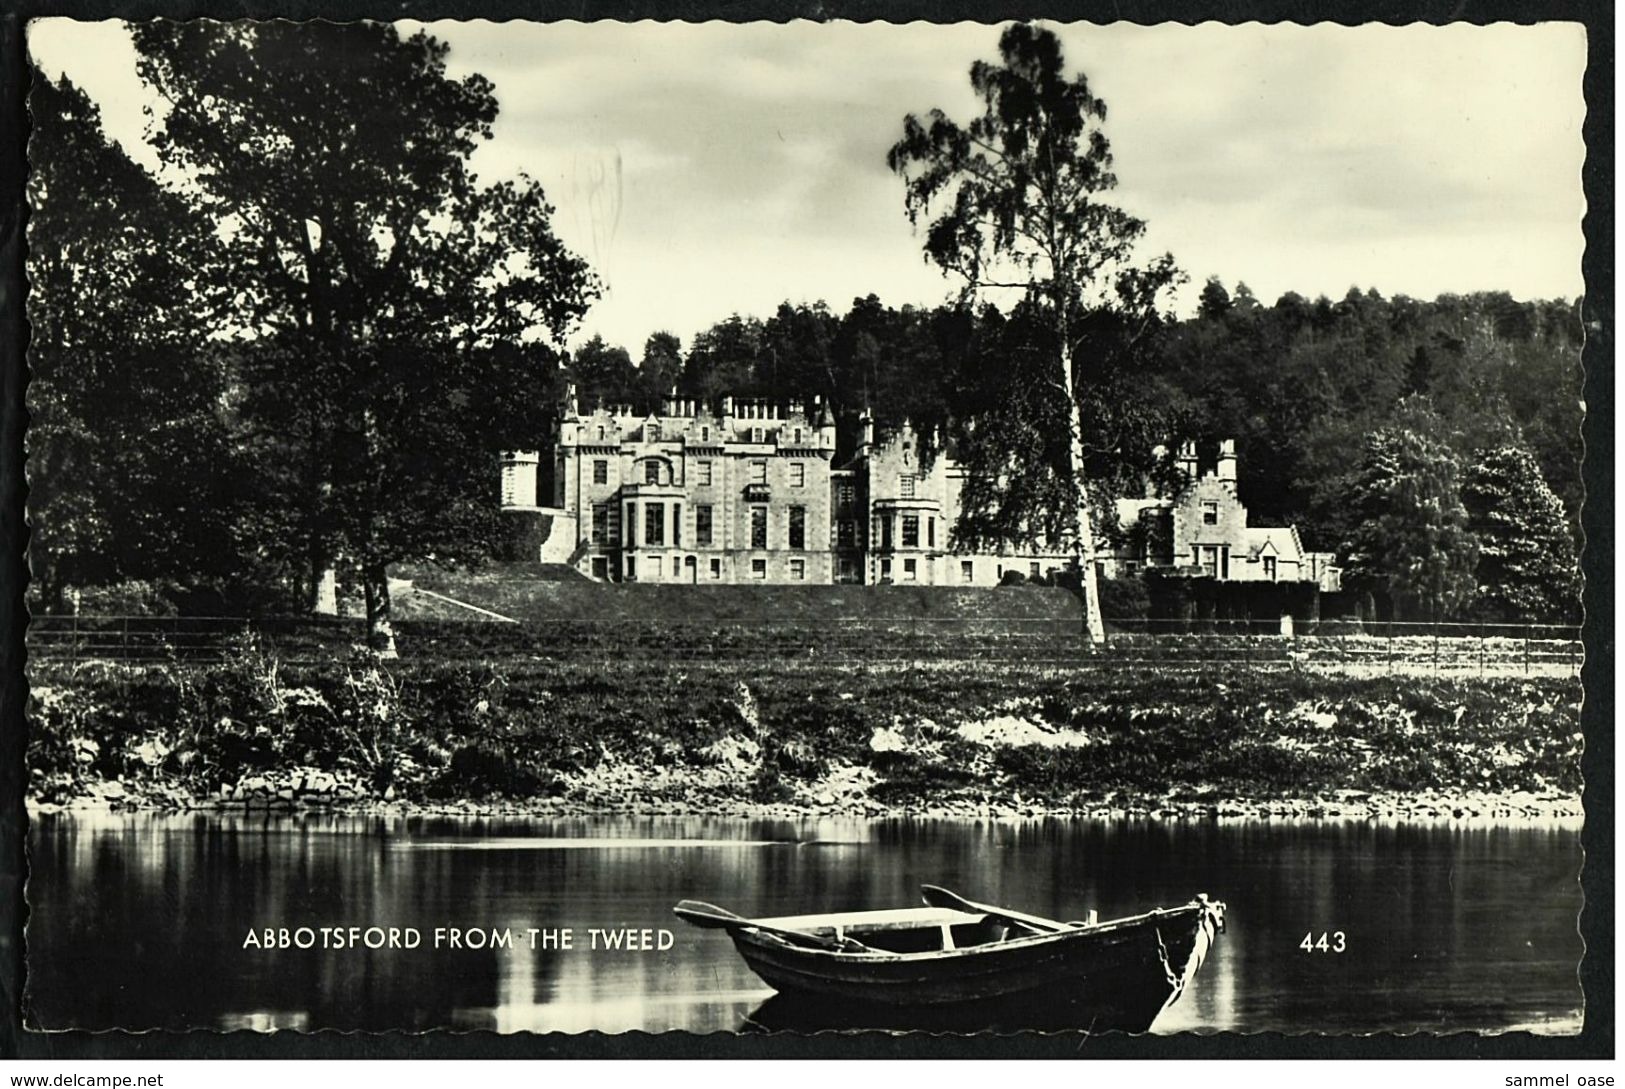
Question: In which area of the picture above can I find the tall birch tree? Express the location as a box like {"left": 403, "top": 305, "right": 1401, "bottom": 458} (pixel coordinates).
{"left": 888, "top": 22, "right": 1171, "bottom": 644}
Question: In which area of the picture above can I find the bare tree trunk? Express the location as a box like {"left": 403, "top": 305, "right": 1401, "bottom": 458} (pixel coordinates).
{"left": 309, "top": 477, "right": 338, "bottom": 615}
{"left": 311, "top": 557, "right": 339, "bottom": 615}
{"left": 1058, "top": 331, "right": 1107, "bottom": 646}
{"left": 363, "top": 561, "right": 397, "bottom": 659}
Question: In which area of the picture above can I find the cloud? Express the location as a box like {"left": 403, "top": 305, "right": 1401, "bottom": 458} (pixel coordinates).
{"left": 29, "top": 18, "right": 1586, "bottom": 350}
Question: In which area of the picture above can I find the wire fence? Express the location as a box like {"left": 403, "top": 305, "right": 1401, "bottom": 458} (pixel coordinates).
{"left": 25, "top": 613, "right": 1585, "bottom": 677}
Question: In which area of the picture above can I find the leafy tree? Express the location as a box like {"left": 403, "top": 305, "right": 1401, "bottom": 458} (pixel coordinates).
{"left": 1197, "top": 277, "right": 1231, "bottom": 320}
{"left": 1230, "top": 281, "right": 1261, "bottom": 312}
{"left": 25, "top": 70, "right": 243, "bottom": 609}
{"left": 888, "top": 22, "right": 1178, "bottom": 644}
{"left": 1461, "top": 444, "right": 1581, "bottom": 623}
{"left": 758, "top": 301, "right": 838, "bottom": 408}
{"left": 681, "top": 314, "right": 763, "bottom": 404}
{"left": 569, "top": 335, "right": 639, "bottom": 412}
{"left": 1338, "top": 401, "right": 1479, "bottom": 621}
{"left": 131, "top": 21, "right": 597, "bottom": 653}
{"left": 637, "top": 331, "right": 684, "bottom": 412}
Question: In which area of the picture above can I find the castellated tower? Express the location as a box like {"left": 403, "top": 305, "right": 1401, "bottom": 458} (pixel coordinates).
{"left": 500, "top": 451, "right": 540, "bottom": 510}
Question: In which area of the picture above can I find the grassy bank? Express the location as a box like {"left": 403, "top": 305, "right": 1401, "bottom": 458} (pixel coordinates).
{"left": 26, "top": 635, "right": 1583, "bottom": 820}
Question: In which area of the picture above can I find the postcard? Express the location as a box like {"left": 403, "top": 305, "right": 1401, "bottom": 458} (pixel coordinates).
{"left": 18, "top": 14, "right": 1593, "bottom": 1044}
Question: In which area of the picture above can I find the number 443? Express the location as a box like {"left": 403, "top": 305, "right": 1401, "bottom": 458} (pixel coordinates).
{"left": 1300, "top": 931, "right": 1347, "bottom": 953}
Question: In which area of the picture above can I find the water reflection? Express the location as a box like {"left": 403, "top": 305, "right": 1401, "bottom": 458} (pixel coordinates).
{"left": 25, "top": 812, "right": 1583, "bottom": 1035}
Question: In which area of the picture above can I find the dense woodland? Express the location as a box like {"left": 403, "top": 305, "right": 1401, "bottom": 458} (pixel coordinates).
{"left": 25, "top": 23, "right": 1585, "bottom": 631}
{"left": 560, "top": 287, "right": 1583, "bottom": 622}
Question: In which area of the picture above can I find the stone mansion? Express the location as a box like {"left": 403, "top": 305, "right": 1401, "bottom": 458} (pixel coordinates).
{"left": 499, "top": 389, "right": 1339, "bottom": 590}
{"left": 499, "top": 389, "right": 1072, "bottom": 585}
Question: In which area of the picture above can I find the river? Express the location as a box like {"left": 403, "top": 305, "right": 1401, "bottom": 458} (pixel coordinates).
{"left": 24, "top": 811, "right": 1583, "bottom": 1035}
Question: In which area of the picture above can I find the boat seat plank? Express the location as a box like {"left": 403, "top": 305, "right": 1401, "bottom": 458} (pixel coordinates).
{"left": 757, "top": 906, "right": 981, "bottom": 933}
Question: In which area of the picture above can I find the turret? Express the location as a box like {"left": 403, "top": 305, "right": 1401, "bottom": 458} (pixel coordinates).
{"left": 814, "top": 396, "right": 836, "bottom": 455}
{"left": 500, "top": 451, "right": 540, "bottom": 510}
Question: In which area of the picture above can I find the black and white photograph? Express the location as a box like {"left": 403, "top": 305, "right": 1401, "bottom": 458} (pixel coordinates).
{"left": 12, "top": 11, "right": 1600, "bottom": 1046}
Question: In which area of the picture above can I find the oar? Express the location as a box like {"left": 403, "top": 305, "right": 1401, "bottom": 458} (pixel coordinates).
{"left": 673, "top": 900, "right": 869, "bottom": 953}
{"left": 920, "top": 885, "right": 1075, "bottom": 934}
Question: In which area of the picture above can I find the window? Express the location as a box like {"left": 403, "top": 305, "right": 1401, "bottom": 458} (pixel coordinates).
{"left": 696, "top": 505, "right": 713, "bottom": 547}
{"left": 750, "top": 460, "right": 767, "bottom": 485}
{"left": 790, "top": 558, "right": 805, "bottom": 581}
{"left": 625, "top": 504, "right": 637, "bottom": 544}
{"left": 838, "top": 520, "right": 856, "bottom": 548}
{"left": 626, "top": 557, "right": 636, "bottom": 581}
{"left": 1201, "top": 547, "right": 1219, "bottom": 578}
{"left": 645, "top": 460, "right": 660, "bottom": 485}
{"left": 928, "top": 518, "right": 935, "bottom": 548}
{"left": 751, "top": 427, "right": 764, "bottom": 444}
{"left": 961, "top": 560, "right": 973, "bottom": 582}
{"left": 880, "top": 559, "right": 892, "bottom": 580}
{"left": 1030, "top": 562, "right": 1041, "bottom": 580}
{"left": 790, "top": 462, "right": 805, "bottom": 487}
{"left": 698, "top": 461, "right": 712, "bottom": 487}
{"left": 710, "top": 558, "right": 722, "bottom": 579}
{"left": 902, "top": 516, "right": 919, "bottom": 548}
{"left": 592, "top": 504, "right": 609, "bottom": 545}
{"left": 881, "top": 517, "right": 893, "bottom": 550}
{"left": 1202, "top": 501, "right": 1219, "bottom": 526}
{"left": 592, "top": 557, "right": 608, "bottom": 580}
{"left": 751, "top": 558, "right": 767, "bottom": 579}
{"left": 836, "top": 481, "right": 855, "bottom": 508}
{"left": 597, "top": 426, "right": 606, "bottom": 442}
{"left": 904, "top": 559, "right": 917, "bottom": 581}
{"left": 673, "top": 503, "right": 681, "bottom": 547}
{"left": 701, "top": 426, "right": 710, "bottom": 443}
{"left": 593, "top": 459, "right": 608, "bottom": 485}
{"left": 648, "top": 423, "right": 662, "bottom": 442}
{"left": 794, "top": 428, "right": 803, "bottom": 444}
{"left": 1263, "top": 556, "right": 1277, "bottom": 581}
{"left": 751, "top": 506, "right": 768, "bottom": 549}
{"left": 672, "top": 556, "right": 681, "bottom": 577}
{"left": 645, "top": 502, "right": 664, "bottom": 546}
{"left": 900, "top": 475, "right": 916, "bottom": 498}
{"left": 789, "top": 506, "right": 806, "bottom": 550}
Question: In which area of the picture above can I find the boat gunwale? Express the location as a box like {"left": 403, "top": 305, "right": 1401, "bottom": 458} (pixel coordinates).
{"left": 733, "top": 900, "right": 1210, "bottom": 965}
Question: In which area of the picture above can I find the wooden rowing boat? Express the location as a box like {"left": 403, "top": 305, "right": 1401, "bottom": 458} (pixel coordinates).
{"left": 675, "top": 888, "right": 1226, "bottom": 1033}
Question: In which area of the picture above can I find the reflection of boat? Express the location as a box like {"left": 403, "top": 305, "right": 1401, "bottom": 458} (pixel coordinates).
{"left": 675, "top": 887, "right": 1226, "bottom": 1034}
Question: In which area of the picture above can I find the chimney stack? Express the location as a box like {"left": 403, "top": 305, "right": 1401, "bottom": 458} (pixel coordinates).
{"left": 1217, "top": 439, "right": 1237, "bottom": 485}
{"left": 1177, "top": 439, "right": 1198, "bottom": 481}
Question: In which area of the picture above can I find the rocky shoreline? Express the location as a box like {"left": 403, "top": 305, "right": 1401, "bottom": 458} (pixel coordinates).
{"left": 29, "top": 769, "right": 1584, "bottom": 827}
{"left": 28, "top": 654, "right": 1584, "bottom": 830}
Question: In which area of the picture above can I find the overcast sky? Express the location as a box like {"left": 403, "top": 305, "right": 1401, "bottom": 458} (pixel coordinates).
{"left": 29, "top": 19, "right": 1586, "bottom": 353}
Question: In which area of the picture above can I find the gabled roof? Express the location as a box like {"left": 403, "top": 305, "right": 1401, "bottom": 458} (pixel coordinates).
{"left": 1245, "top": 526, "right": 1302, "bottom": 560}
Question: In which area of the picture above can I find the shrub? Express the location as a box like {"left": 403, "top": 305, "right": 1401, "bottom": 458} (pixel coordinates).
{"left": 1097, "top": 576, "right": 1151, "bottom": 621}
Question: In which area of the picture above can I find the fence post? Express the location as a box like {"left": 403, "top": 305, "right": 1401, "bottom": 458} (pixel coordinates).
{"left": 1524, "top": 623, "right": 1531, "bottom": 677}
{"left": 1433, "top": 622, "right": 1440, "bottom": 676}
